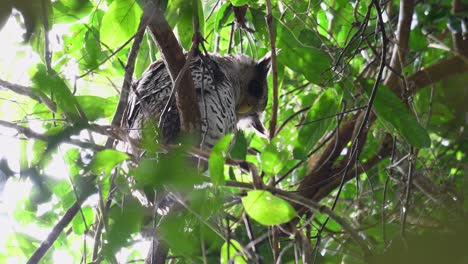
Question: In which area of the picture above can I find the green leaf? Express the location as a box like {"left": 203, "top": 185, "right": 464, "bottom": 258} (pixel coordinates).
{"left": 177, "top": 0, "right": 205, "bottom": 50}
{"left": 230, "top": 0, "right": 249, "bottom": 6}
{"left": 230, "top": 131, "right": 247, "bottom": 160}
{"left": 158, "top": 213, "right": 199, "bottom": 257}
{"left": 220, "top": 239, "right": 247, "bottom": 264}
{"left": 261, "top": 139, "right": 289, "bottom": 175}
{"left": 209, "top": 134, "right": 234, "bottom": 186}
{"left": 53, "top": 0, "right": 93, "bottom": 23}
{"left": 276, "top": 19, "right": 332, "bottom": 84}
{"left": 76, "top": 95, "right": 117, "bottom": 121}
{"left": 31, "top": 125, "right": 67, "bottom": 165}
{"left": 365, "top": 85, "right": 431, "bottom": 148}
{"left": 83, "top": 26, "right": 101, "bottom": 69}
{"left": 30, "top": 64, "right": 87, "bottom": 123}
{"left": 215, "top": 2, "right": 233, "bottom": 33}
{"left": 90, "top": 149, "right": 129, "bottom": 176}
{"left": 242, "top": 190, "right": 297, "bottom": 225}
{"left": 134, "top": 146, "right": 202, "bottom": 189}
{"left": 71, "top": 206, "right": 94, "bottom": 235}
{"left": 134, "top": 33, "right": 154, "bottom": 77}
{"left": 103, "top": 198, "right": 144, "bottom": 257}
{"left": 100, "top": 0, "right": 142, "bottom": 50}
{"left": 295, "top": 89, "right": 341, "bottom": 159}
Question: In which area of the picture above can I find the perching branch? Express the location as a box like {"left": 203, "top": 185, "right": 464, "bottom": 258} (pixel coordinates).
{"left": 144, "top": 1, "right": 201, "bottom": 135}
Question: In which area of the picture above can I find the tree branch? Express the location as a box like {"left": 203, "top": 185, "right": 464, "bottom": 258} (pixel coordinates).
{"left": 27, "top": 183, "right": 94, "bottom": 264}
{"left": 265, "top": 0, "right": 279, "bottom": 139}
{"left": 405, "top": 55, "right": 468, "bottom": 94}
{"left": 451, "top": 0, "right": 468, "bottom": 56}
{"left": 0, "top": 79, "right": 57, "bottom": 112}
{"left": 144, "top": 2, "right": 201, "bottom": 135}
{"left": 0, "top": 120, "right": 106, "bottom": 151}
{"left": 385, "top": 0, "right": 414, "bottom": 91}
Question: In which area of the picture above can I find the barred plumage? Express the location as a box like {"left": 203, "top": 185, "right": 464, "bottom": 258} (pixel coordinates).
{"left": 123, "top": 53, "right": 270, "bottom": 154}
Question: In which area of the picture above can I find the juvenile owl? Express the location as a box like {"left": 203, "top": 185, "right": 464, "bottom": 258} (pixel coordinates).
{"left": 123, "top": 53, "right": 271, "bottom": 153}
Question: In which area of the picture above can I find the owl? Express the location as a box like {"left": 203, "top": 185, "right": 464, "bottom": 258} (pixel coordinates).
{"left": 123, "top": 53, "right": 271, "bottom": 154}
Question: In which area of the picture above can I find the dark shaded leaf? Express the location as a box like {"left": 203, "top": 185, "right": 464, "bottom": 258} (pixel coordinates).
{"left": 295, "top": 89, "right": 341, "bottom": 159}
{"left": 103, "top": 197, "right": 144, "bottom": 257}
{"left": 52, "top": 0, "right": 93, "bottom": 23}
{"left": 230, "top": 131, "right": 247, "bottom": 160}
{"left": 365, "top": 85, "right": 431, "bottom": 148}
{"left": 133, "top": 146, "right": 202, "bottom": 190}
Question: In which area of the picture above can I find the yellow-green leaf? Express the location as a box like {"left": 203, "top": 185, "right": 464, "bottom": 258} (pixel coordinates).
{"left": 209, "top": 134, "right": 234, "bottom": 186}
{"left": 220, "top": 239, "right": 247, "bottom": 264}
{"left": 100, "top": 0, "right": 142, "bottom": 49}
{"left": 242, "top": 190, "right": 297, "bottom": 225}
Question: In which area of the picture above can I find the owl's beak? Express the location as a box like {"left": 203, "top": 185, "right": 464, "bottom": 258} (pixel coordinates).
{"left": 237, "top": 103, "right": 252, "bottom": 114}
{"left": 251, "top": 117, "right": 268, "bottom": 139}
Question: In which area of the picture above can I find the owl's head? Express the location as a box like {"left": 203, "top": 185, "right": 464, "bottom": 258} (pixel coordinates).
{"left": 211, "top": 53, "right": 271, "bottom": 113}
{"left": 211, "top": 53, "right": 271, "bottom": 136}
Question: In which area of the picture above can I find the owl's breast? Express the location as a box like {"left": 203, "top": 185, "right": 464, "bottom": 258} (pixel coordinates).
{"left": 190, "top": 61, "right": 237, "bottom": 149}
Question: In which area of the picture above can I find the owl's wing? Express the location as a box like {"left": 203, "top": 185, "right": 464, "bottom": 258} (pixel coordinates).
{"left": 123, "top": 60, "right": 180, "bottom": 145}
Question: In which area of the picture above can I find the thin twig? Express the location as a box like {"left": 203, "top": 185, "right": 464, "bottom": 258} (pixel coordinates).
{"left": 400, "top": 147, "right": 414, "bottom": 237}
{"left": 265, "top": 0, "right": 279, "bottom": 139}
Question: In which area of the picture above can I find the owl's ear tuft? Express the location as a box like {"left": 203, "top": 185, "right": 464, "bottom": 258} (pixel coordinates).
{"left": 257, "top": 49, "right": 279, "bottom": 76}
{"left": 257, "top": 55, "right": 271, "bottom": 76}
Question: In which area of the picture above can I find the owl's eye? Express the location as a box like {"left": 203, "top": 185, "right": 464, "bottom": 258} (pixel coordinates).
{"left": 248, "top": 80, "right": 263, "bottom": 98}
